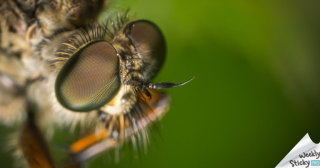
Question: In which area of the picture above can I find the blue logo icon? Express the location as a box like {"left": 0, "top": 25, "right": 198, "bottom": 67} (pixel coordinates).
{"left": 311, "top": 160, "right": 320, "bottom": 166}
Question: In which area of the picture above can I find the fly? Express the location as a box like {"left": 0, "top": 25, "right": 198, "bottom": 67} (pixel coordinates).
{"left": 0, "top": 1, "right": 193, "bottom": 167}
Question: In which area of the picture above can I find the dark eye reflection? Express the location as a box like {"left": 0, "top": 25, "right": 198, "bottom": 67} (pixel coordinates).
{"left": 55, "top": 41, "right": 121, "bottom": 112}
{"left": 127, "top": 20, "right": 166, "bottom": 80}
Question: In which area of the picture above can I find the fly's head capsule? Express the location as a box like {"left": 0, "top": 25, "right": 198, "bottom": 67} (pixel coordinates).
{"left": 54, "top": 18, "right": 168, "bottom": 113}
{"left": 54, "top": 16, "right": 193, "bottom": 113}
{"left": 52, "top": 14, "right": 194, "bottom": 163}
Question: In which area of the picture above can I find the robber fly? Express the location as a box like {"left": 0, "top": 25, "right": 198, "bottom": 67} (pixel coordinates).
{"left": 0, "top": 0, "right": 193, "bottom": 167}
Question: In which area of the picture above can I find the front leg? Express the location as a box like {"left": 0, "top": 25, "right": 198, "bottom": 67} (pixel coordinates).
{"left": 20, "top": 108, "right": 56, "bottom": 168}
{"left": 20, "top": 108, "right": 81, "bottom": 168}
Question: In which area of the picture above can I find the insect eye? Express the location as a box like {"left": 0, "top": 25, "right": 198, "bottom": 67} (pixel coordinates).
{"left": 127, "top": 20, "right": 166, "bottom": 79}
{"left": 55, "top": 41, "right": 121, "bottom": 112}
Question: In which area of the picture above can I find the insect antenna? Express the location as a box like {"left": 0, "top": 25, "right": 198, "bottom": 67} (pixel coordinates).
{"left": 148, "top": 76, "right": 195, "bottom": 89}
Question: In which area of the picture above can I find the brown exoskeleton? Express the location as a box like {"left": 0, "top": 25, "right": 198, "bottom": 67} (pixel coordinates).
{"left": 0, "top": 0, "right": 193, "bottom": 167}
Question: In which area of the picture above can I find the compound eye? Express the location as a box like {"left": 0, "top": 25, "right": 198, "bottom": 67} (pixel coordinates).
{"left": 127, "top": 20, "right": 166, "bottom": 80}
{"left": 55, "top": 41, "right": 121, "bottom": 112}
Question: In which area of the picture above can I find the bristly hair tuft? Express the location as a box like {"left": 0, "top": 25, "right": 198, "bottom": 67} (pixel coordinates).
{"left": 51, "top": 11, "right": 132, "bottom": 71}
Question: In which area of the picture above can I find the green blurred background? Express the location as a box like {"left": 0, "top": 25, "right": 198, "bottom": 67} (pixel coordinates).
{"left": 2, "top": 0, "right": 320, "bottom": 168}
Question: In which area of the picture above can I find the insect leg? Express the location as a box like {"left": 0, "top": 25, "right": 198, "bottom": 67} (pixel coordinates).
{"left": 20, "top": 108, "right": 56, "bottom": 168}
